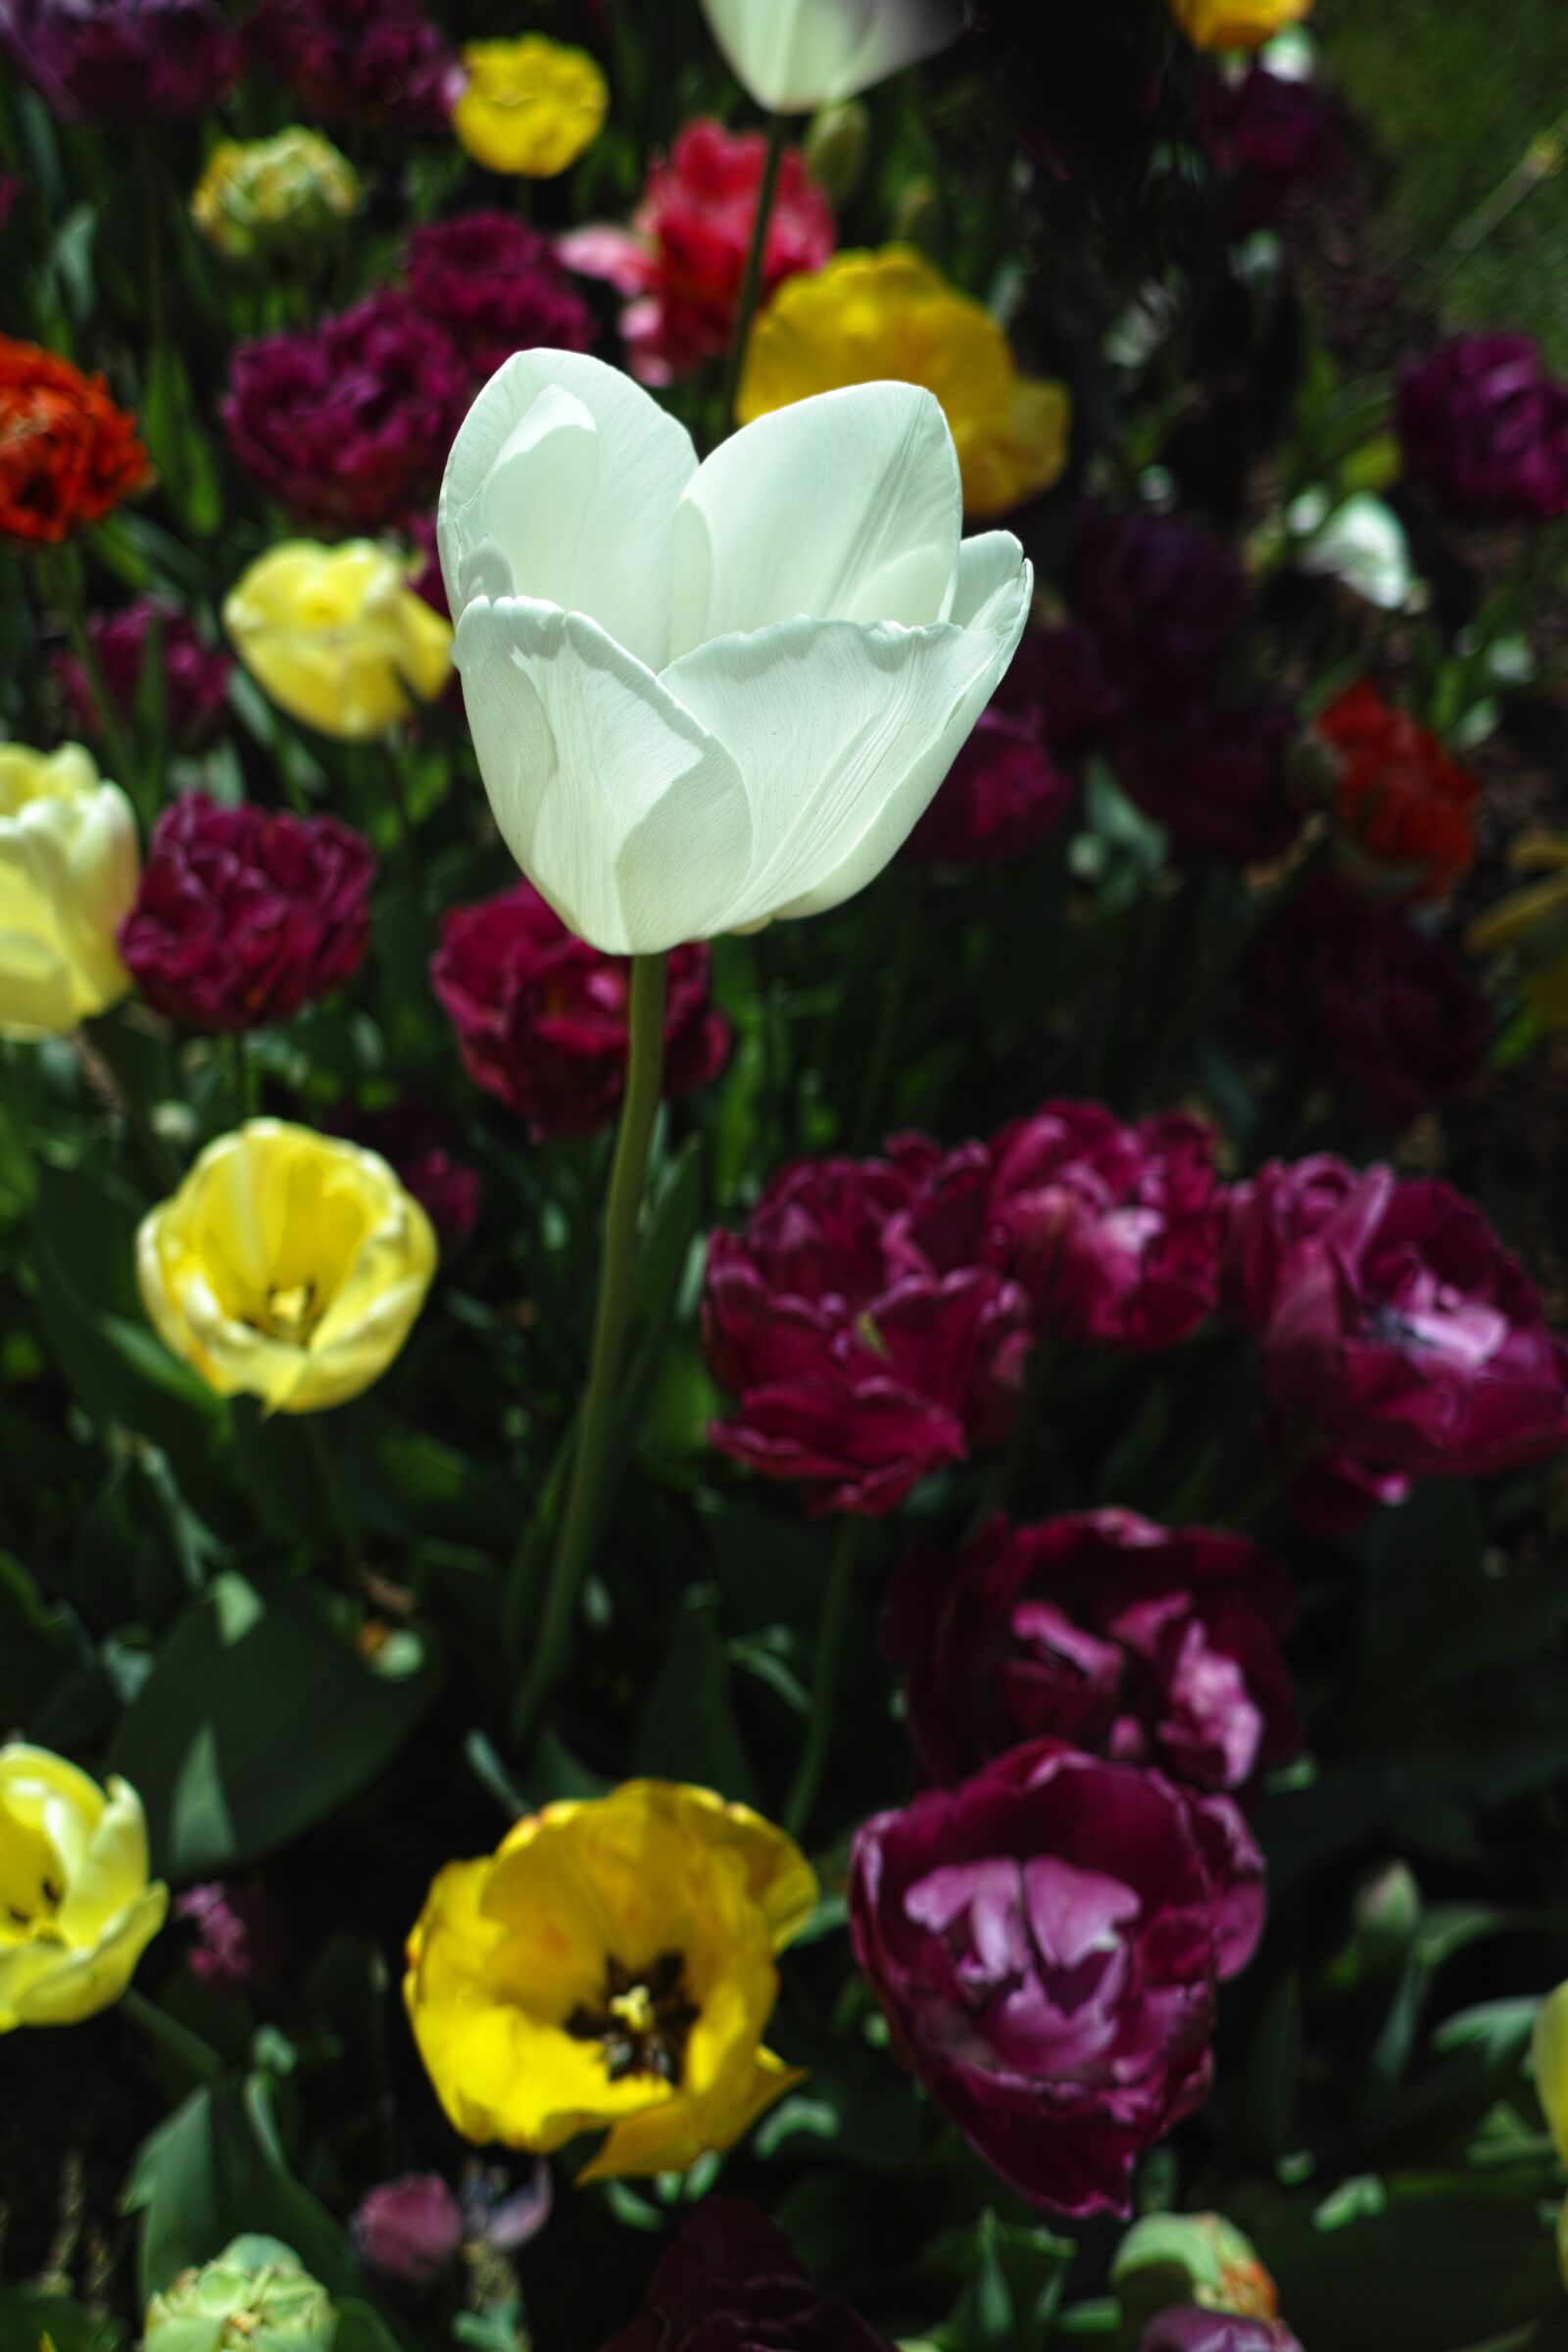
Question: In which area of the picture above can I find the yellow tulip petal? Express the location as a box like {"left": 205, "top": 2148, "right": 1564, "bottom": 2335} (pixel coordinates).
{"left": 0, "top": 1746, "right": 165, "bottom": 2033}
{"left": 577, "top": 2047, "right": 804, "bottom": 2183}
{"left": 453, "top": 37, "right": 608, "bottom": 178}
{"left": 1535, "top": 1982, "right": 1568, "bottom": 2165}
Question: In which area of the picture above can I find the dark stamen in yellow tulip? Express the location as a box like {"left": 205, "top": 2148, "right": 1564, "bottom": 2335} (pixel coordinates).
{"left": 564, "top": 1950, "right": 700, "bottom": 2085}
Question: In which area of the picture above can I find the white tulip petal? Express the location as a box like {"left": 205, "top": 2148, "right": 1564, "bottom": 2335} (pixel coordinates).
{"left": 454, "top": 599, "right": 753, "bottom": 954}
{"left": 663, "top": 571, "right": 1029, "bottom": 932}
{"left": 700, "top": 0, "right": 963, "bottom": 112}
{"left": 439, "top": 351, "right": 697, "bottom": 671}
{"left": 668, "top": 383, "right": 961, "bottom": 660}
{"left": 949, "top": 529, "right": 1035, "bottom": 628}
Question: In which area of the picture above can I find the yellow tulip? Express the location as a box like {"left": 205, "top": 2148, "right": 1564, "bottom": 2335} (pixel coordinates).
{"left": 0, "top": 742, "right": 139, "bottom": 1039}
{"left": 0, "top": 1743, "right": 168, "bottom": 2030}
{"left": 223, "top": 542, "right": 453, "bottom": 743}
{"left": 1467, "top": 831, "right": 1568, "bottom": 1030}
{"left": 405, "top": 1779, "right": 817, "bottom": 2180}
{"left": 452, "top": 36, "right": 608, "bottom": 178}
{"left": 137, "top": 1119, "right": 438, "bottom": 1415}
{"left": 1165, "top": 0, "right": 1312, "bottom": 49}
{"left": 738, "top": 246, "right": 1071, "bottom": 518}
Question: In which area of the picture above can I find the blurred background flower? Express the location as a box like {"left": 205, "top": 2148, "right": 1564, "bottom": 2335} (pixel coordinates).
{"left": 223, "top": 541, "right": 453, "bottom": 740}
{"left": 0, "top": 741, "right": 139, "bottom": 1037}
{"left": 451, "top": 34, "right": 608, "bottom": 176}
{"left": 0, "top": 1743, "right": 167, "bottom": 2029}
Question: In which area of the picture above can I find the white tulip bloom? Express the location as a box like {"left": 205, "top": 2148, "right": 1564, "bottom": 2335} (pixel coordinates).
{"left": 440, "top": 352, "right": 1031, "bottom": 956}
{"left": 699, "top": 0, "right": 965, "bottom": 114}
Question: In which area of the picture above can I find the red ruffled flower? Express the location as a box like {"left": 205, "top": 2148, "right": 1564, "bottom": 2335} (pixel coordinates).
{"left": 0, "top": 335, "right": 149, "bottom": 544}
{"left": 430, "top": 880, "right": 729, "bottom": 1140}
{"left": 560, "top": 119, "right": 835, "bottom": 387}
{"left": 248, "top": 0, "right": 460, "bottom": 129}
{"left": 1320, "top": 679, "right": 1478, "bottom": 901}
{"left": 404, "top": 214, "right": 594, "bottom": 383}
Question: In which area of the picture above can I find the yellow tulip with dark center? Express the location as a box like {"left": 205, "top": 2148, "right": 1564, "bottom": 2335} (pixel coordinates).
{"left": 137, "top": 1119, "right": 437, "bottom": 1414}
{"left": 0, "top": 1744, "right": 168, "bottom": 2030}
{"left": 738, "top": 246, "right": 1070, "bottom": 519}
{"left": 1165, "top": 0, "right": 1311, "bottom": 48}
{"left": 404, "top": 1780, "right": 817, "bottom": 2180}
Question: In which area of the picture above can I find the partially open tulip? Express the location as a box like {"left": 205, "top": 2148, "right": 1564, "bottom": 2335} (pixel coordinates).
{"left": 740, "top": 248, "right": 1071, "bottom": 518}
{"left": 224, "top": 541, "right": 453, "bottom": 741}
{"left": 0, "top": 742, "right": 139, "bottom": 1038}
{"left": 191, "top": 128, "right": 360, "bottom": 270}
{"left": 0, "top": 1743, "right": 168, "bottom": 2029}
{"left": 439, "top": 351, "right": 1030, "bottom": 954}
{"left": 137, "top": 1119, "right": 437, "bottom": 1414}
{"left": 405, "top": 1779, "right": 816, "bottom": 2180}
{"left": 699, "top": 0, "right": 964, "bottom": 113}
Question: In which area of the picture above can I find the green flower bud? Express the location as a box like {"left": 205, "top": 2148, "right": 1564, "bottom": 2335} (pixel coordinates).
{"left": 1112, "top": 2214, "right": 1280, "bottom": 2343}
{"left": 144, "top": 2236, "right": 338, "bottom": 2352}
{"left": 191, "top": 130, "right": 360, "bottom": 270}
{"left": 802, "top": 101, "right": 870, "bottom": 206}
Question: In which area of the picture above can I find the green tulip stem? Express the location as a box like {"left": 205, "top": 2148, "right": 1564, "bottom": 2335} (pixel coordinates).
{"left": 853, "top": 864, "right": 926, "bottom": 1152}
{"left": 121, "top": 1984, "right": 224, "bottom": 2084}
{"left": 80, "top": 1012, "right": 179, "bottom": 1194}
{"left": 303, "top": 1413, "right": 361, "bottom": 1570}
{"left": 718, "top": 109, "right": 789, "bottom": 431}
{"left": 784, "top": 1516, "right": 860, "bottom": 1843}
{"left": 35, "top": 548, "right": 142, "bottom": 820}
{"left": 226, "top": 1030, "right": 255, "bottom": 1124}
{"left": 514, "top": 951, "right": 669, "bottom": 1740}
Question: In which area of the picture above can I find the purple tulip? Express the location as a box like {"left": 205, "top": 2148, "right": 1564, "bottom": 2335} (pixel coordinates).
{"left": 0, "top": 0, "right": 239, "bottom": 119}
{"left": 1399, "top": 333, "right": 1568, "bottom": 522}
{"left": 985, "top": 1101, "right": 1226, "bottom": 1350}
{"left": 54, "top": 597, "right": 232, "bottom": 753}
{"left": 222, "top": 291, "right": 471, "bottom": 533}
{"left": 1256, "top": 1164, "right": 1568, "bottom": 1479}
{"left": 888, "top": 1509, "right": 1301, "bottom": 1800}
{"left": 849, "top": 1740, "right": 1264, "bottom": 2217}
{"left": 352, "top": 2176, "right": 465, "bottom": 2292}
{"left": 1069, "top": 503, "right": 1247, "bottom": 718}
{"left": 1118, "top": 703, "right": 1299, "bottom": 865}
{"left": 605, "top": 2199, "right": 894, "bottom": 2352}
{"left": 175, "top": 1882, "right": 289, "bottom": 1995}
{"left": 1141, "top": 2312, "right": 1304, "bottom": 2352}
{"left": 247, "top": 0, "right": 460, "bottom": 130}
{"left": 703, "top": 1141, "right": 1034, "bottom": 1517}
{"left": 404, "top": 215, "right": 594, "bottom": 383}
{"left": 119, "top": 793, "right": 374, "bottom": 1034}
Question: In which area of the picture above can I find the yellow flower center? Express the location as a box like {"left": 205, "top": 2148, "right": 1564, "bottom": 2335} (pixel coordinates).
{"left": 0, "top": 1817, "right": 66, "bottom": 1943}
{"left": 565, "top": 1951, "right": 700, "bottom": 2085}
{"left": 262, "top": 1280, "right": 320, "bottom": 1345}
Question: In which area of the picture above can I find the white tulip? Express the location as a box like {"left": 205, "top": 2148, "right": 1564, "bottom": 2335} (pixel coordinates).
{"left": 440, "top": 351, "right": 1031, "bottom": 956}
{"left": 699, "top": 0, "right": 965, "bottom": 113}
{"left": 0, "top": 743, "right": 140, "bottom": 1039}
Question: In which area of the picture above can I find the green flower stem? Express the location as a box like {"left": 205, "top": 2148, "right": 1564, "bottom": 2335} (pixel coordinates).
{"left": 303, "top": 1413, "right": 361, "bottom": 1568}
{"left": 121, "top": 1984, "right": 224, "bottom": 2084}
{"left": 784, "top": 1516, "right": 860, "bottom": 1843}
{"left": 717, "top": 110, "right": 789, "bottom": 432}
{"left": 34, "top": 549, "right": 142, "bottom": 819}
{"left": 852, "top": 865, "right": 926, "bottom": 1152}
{"left": 80, "top": 1012, "right": 179, "bottom": 1193}
{"left": 514, "top": 951, "right": 669, "bottom": 1741}
{"left": 226, "top": 1030, "right": 254, "bottom": 1124}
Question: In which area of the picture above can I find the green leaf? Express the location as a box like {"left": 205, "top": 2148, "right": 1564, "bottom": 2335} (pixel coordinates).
{"left": 1257, "top": 2193, "right": 1560, "bottom": 2352}
{"left": 109, "top": 1572, "right": 441, "bottom": 1876}
{"left": 633, "top": 1589, "right": 760, "bottom": 1805}
{"left": 0, "top": 2290, "right": 123, "bottom": 2352}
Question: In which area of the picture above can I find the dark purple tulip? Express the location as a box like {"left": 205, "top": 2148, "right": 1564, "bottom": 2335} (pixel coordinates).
{"left": 0, "top": 0, "right": 239, "bottom": 119}
{"left": 1069, "top": 503, "right": 1247, "bottom": 718}
{"left": 1026, "top": 621, "right": 1127, "bottom": 752}
{"left": 1399, "top": 333, "right": 1568, "bottom": 522}
{"left": 1119, "top": 703, "right": 1299, "bottom": 865}
{"left": 431, "top": 881, "right": 728, "bottom": 1140}
{"left": 849, "top": 1740, "right": 1264, "bottom": 2217}
{"left": 332, "top": 1104, "right": 481, "bottom": 1246}
{"left": 54, "top": 597, "right": 232, "bottom": 753}
{"left": 888, "top": 1510, "right": 1301, "bottom": 1800}
{"left": 248, "top": 0, "right": 460, "bottom": 130}
{"left": 605, "top": 2199, "right": 895, "bottom": 2352}
{"left": 119, "top": 793, "right": 374, "bottom": 1034}
{"left": 1250, "top": 872, "right": 1492, "bottom": 1128}
{"left": 703, "top": 1140, "right": 1033, "bottom": 1518}
{"left": 404, "top": 215, "right": 594, "bottom": 383}
{"left": 223, "top": 291, "right": 471, "bottom": 533}
{"left": 1258, "top": 1163, "right": 1568, "bottom": 1479}
{"left": 907, "top": 704, "right": 1074, "bottom": 864}
{"left": 1201, "top": 65, "right": 1341, "bottom": 219}
{"left": 985, "top": 1101, "right": 1226, "bottom": 1350}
